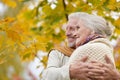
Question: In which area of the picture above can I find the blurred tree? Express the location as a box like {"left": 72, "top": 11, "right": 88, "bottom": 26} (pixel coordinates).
{"left": 0, "top": 0, "right": 120, "bottom": 79}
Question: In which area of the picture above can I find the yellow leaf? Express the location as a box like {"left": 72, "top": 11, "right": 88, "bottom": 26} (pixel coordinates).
{"left": 0, "top": 59, "right": 6, "bottom": 64}
{"left": 2, "top": 0, "right": 17, "bottom": 8}
{"left": 115, "top": 58, "right": 120, "bottom": 67}
{"left": 18, "top": 0, "right": 23, "bottom": 2}
{"left": 0, "top": 57, "right": 6, "bottom": 64}
{"left": 12, "top": 23, "right": 24, "bottom": 34}
{"left": 41, "top": 56, "right": 48, "bottom": 67}
{"left": 114, "top": 17, "right": 120, "bottom": 27}
{"left": 5, "top": 29, "right": 21, "bottom": 42}
{"left": 109, "top": 0, "right": 116, "bottom": 4}
{"left": 18, "top": 42, "right": 37, "bottom": 61}
{"left": 0, "top": 17, "right": 15, "bottom": 24}
{"left": 107, "top": 0, "right": 116, "bottom": 10}
{"left": 115, "top": 28, "right": 120, "bottom": 35}
{"left": 0, "top": 35, "right": 3, "bottom": 49}
{"left": 9, "top": 54, "right": 15, "bottom": 58}
{"left": 107, "top": 5, "right": 116, "bottom": 10}
{"left": 4, "top": 17, "right": 15, "bottom": 22}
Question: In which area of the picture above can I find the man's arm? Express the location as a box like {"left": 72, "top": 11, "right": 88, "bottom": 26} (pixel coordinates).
{"left": 69, "top": 57, "right": 106, "bottom": 80}
{"left": 102, "top": 55, "right": 120, "bottom": 80}
{"left": 42, "top": 50, "right": 70, "bottom": 80}
{"left": 69, "top": 56, "right": 93, "bottom": 80}
{"left": 88, "top": 55, "right": 120, "bottom": 80}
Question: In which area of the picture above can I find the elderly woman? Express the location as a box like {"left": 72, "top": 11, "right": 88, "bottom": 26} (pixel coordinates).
{"left": 66, "top": 12, "right": 115, "bottom": 79}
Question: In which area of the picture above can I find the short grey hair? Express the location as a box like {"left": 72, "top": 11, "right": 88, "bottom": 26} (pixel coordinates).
{"left": 68, "top": 12, "right": 114, "bottom": 38}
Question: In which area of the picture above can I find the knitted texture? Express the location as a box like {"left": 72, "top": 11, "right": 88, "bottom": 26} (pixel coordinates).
{"left": 68, "top": 38, "right": 115, "bottom": 65}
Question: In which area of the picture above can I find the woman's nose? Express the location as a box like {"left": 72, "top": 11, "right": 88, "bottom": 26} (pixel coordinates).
{"left": 73, "top": 32, "right": 78, "bottom": 37}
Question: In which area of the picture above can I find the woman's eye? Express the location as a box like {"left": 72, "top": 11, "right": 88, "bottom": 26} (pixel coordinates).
{"left": 76, "top": 26, "right": 80, "bottom": 29}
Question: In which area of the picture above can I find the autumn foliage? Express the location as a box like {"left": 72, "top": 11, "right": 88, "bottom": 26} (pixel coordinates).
{"left": 0, "top": 0, "right": 120, "bottom": 79}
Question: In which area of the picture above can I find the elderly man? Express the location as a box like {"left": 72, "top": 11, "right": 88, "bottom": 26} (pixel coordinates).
{"left": 42, "top": 12, "right": 120, "bottom": 80}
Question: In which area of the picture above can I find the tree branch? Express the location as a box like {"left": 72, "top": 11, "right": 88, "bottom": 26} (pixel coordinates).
{"left": 62, "top": 0, "right": 68, "bottom": 21}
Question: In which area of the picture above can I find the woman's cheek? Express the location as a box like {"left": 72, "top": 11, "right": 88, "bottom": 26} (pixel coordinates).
{"left": 75, "top": 38, "right": 82, "bottom": 47}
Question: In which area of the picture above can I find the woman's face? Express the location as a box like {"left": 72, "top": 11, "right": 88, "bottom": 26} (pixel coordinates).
{"left": 74, "top": 20, "right": 92, "bottom": 47}
{"left": 66, "top": 18, "right": 92, "bottom": 48}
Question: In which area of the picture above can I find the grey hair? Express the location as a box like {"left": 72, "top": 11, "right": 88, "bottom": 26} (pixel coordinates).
{"left": 68, "top": 12, "right": 114, "bottom": 38}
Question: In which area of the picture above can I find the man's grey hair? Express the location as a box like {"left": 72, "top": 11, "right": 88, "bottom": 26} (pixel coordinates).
{"left": 68, "top": 12, "right": 114, "bottom": 38}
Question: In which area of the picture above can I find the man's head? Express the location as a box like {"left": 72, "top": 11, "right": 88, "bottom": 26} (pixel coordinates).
{"left": 65, "top": 12, "right": 114, "bottom": 48}
{"left": 65, "top": 18, "right": 78, "bottom": 49}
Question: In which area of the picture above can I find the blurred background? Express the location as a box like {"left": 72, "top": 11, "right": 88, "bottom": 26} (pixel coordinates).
{"left": 0, "top": 0, "right": 120, "bottom": 80}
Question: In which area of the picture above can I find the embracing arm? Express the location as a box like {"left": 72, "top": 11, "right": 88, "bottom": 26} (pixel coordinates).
{"left": 100, "top": 55, "right": 120, "bottom": 80}
{"left": 42, "top": 50, "right": 70, "bottom": 80}
{"left": 87, "top": 55, "right": 120, "bottom": 80}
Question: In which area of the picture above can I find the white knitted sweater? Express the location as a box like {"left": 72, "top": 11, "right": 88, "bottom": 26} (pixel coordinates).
{"left": 68, "top": 38, "right": 115, "bottom": 66}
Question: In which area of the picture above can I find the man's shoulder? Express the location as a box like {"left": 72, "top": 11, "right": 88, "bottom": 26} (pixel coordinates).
{"left": 49, "top": 46, "right": 74, "bottom": 57}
